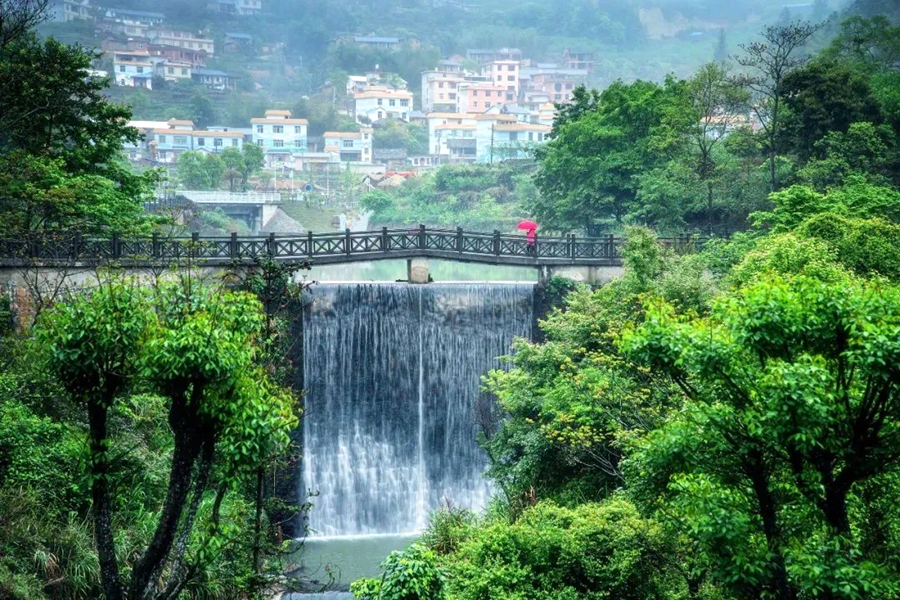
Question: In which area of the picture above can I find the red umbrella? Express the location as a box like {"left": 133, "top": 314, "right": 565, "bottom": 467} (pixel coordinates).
{"left": 516, "top": 220, "right": 538, "bottom": 231}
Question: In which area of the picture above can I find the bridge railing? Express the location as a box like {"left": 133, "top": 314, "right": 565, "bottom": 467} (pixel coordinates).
{"left": 0, "top": 228, "right": 709, "bottom": 265}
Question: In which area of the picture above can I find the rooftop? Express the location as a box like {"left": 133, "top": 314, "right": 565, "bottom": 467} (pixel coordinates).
{"left": 106, "top": 8, "right": 165, "bottom": 19}
{"left": 374, "top": 148, "right": 408, "bottom": 160}
{"left": 225, "top": 32, "right": 253, "bottom": 40}
{"left": 324, "top": 131, "right": 362, "bottom": 139}
{"left": 192, "top": 69, "right": 231, "bottom": 77}
{"left": 354, "top": 36, "right": 401, "bottom": 44}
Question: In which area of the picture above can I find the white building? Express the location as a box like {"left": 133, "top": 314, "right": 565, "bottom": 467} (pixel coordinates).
{"left": 353, "top": 86, "right": 414, "bottom": 124}
{"left": 426, "top": 112, "right": 548, "bottom": 163}
{"left": 149, "top": 120, "right": 245, "bottom": 164}
{"left": 251, "top": 110, "right": 309, "bottom": 166}
{"left": 149, "top": 29, "right": 215, "bottom": 56}
{"left": 155, "top": 60, "right": 192, "bottom": 82}
{"left": 112, "top": 50, "right": 153, "bottom": 89}
{"left": 52, "top": 0, "right": 92, "bottom": 22}
{"left": 482, "top": 60, "right": 520, "bottom": 103}
{"left": 323, "top": 128, "right": 373, "bottom": 163}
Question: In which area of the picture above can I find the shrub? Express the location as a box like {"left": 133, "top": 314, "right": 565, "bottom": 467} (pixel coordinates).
{"left": 351, "top": 544, "right": 445, "bottom": 600}
{"left": 443, "top": 499, "right": 680, "bottom": 600}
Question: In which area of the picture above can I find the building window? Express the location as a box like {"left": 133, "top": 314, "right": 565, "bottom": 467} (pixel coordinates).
{"left": 274, "top": 140, "right": 284, "bottom": 147}
{"left": 137, "top": 66, "right": 144, "bottom": 73}
{"left": 214, "top": 138, "right": 223, "bottom": 147}
{"left": 554, "top": 83, "right": 562, "bottom": 91}
{"left": 119, "top": 65, "right": 125, "bottom": 72}
{"left": 294, "top": 139, "right": 304, "bottom": 147}
{"left": 181, "top": 68, "right": 187, "bottom": 75}
{"left": 566, "top": 83, "right": 573, "bottom": 90}
{"left": 256, "top": 125, "right": 263, "bottom": 133}
{"left": 273, "top": 125, "right": 283, "bottom": 133}
{"left": 158, "top": 135, "right": 167, "bottom": 143}
{"left": 538, "top": 133, "right": 544, "bottom": 141}
{"left": 364, "top": 133, "right": 369, "bottom": 140}
{"left": 528, "top": 132, "right": 533, "bottom": 141}
{"left": 167, "top": 67, "right": 174, "bottom": 74}
{"left": 438, "top": 82, "right": 444, "bottom": 88}
{"left": 377, "top": 98, "right": 383, "bottom": 106}
{"left": 400, "top": 99, "right": 409, "bottom": 106}
{"left": 174, "top": 136, "right": 187, "bottom": 145}
{"left": 507, "top": 75, "right": 514, "bottom": 81}
{"left": 342, "top": 139, "right": 353, "bottom": 148}
{"left": 509, "top": 132, "right": 518, "bottom": 141}
{"left": 295, "top": 125, "right": 302, "bottom": 133}
{"left": 389, "top": 99, "right": 395, "bottom": 107}
{"left": 402, "top": 113, "right": 407, "bottom": 120}
{"left": 438, "top": 93, "right": 444, "bottom": 100}
{"left": 197, "top": 137, "right": 205, "bottom": 146}
{"left": 473, "top": 101, "right": 478, "bottom": 108}
{"left": 486, "top": 102, "right": 492, "bottom": 108}
{"left": 554, "top": 94, "right": 561, "bottom": 100}
{"left": 231, "top": 139, "right": 238, "bottom": 147}
{"left": 377, "top": 111, "right": 383, "bottom": 119}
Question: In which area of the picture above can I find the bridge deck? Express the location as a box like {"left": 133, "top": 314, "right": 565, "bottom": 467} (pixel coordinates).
{"left": 0, "top": 227, "right": 706, "bottom": 269}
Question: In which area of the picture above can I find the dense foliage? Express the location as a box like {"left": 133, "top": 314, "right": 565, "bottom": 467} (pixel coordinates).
{"left": 351, "top": 12, "right": 900, "bottom": 600}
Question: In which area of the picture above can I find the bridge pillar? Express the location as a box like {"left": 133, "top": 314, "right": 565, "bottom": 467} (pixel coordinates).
{"left": 407, "top": 258, "right": 429, "bottom": 284}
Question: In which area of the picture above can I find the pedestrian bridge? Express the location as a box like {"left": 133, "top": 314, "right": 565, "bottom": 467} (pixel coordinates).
{"left": 0, "top": 227, "right": 706, "bottom": 284}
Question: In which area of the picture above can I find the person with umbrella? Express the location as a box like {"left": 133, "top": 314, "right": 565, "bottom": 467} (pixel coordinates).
{"left": 517, "top": 220, "right": 538, "bottom": 256}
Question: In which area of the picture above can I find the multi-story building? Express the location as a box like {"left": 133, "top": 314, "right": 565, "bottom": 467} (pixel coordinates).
{"left": 487, "top": 122, "right": 551, "bottom": 161}
{"left": 482, "top": 60, "right": 520, "bottom": 102}
{"left": 191, "top": 68, "right": 235, "bottom": 90}
{"left": 427, "top": 112, "right": 547, "bottom": 163}
{"left": 124, "top": 120, "right": 169, "bottom": 161}
{"left": 149, "top": 120, "right": 244, "bottom": 163}
{"left": 149, "top": 29, "right": 215, "bottom": 56}
{"left": 154, "top": 60, "right": 192, "bottom": 82}
{"left": 104, "top": 8, "right": 165, "bottom": 25}
{"left": 353, "top": 36, "right": 402, "bottom": 51}
{"left": 323, "top": 128, "right": 373, "bottom": 163}
{"left": 112, "top": 50, "right": 153, "bottom": 88}
{"left": 251, "top": 110, "right": 309, "bottom": 166}
{"left": 466, "top": 47, "right": 523, "bottom": 64}
{"left": 353, "top": 86, "right": 414, "bottom": 123}
{"left": 562, "top": 49, "right": 595, "bottom": 72}
{"left": 421, "top": 71, "right": 464, "bottom": 114}
{"left": 522, "top": 67, "right": 588, "bottom": 103}
{"left": 456, "top": 82, "right": 506, "bottom": 113}
{"left": 51, "top": 0, "right": 92, "bottom": 22}
{"left": 235, "top": 0, "right": 262, "bottom": 14}
{"left": 149, "top": 44, "right": 207, "bottom": 67}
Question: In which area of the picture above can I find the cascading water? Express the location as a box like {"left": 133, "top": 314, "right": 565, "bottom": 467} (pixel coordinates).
{"left": 301, "top": 282, "right": 534, "bottom": 537}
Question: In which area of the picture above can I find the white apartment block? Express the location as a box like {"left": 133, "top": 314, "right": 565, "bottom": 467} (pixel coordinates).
{"left": 353, "top": 87, "right": 414, "bottom": 123}
{"left": 427, "top": 112, "right": 548, "bottom": 163}
{"left": 112, "top": 50, "right": 153, "bottom": 89}
{"left": 251, "top": 110, "right": 309, "bottom": 166}
{"left": 482, "top": 60, "right": 520, "bottom": 103}
{"left": 323, "top": 128, "right": 374, "bottom": 163}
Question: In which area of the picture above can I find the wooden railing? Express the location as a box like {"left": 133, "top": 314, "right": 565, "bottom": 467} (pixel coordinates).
{"left": 0, "top": 227, "right": 708, "bottom": 267}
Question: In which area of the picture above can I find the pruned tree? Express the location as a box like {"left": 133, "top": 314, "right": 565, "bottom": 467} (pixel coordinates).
{"left": 732, "top": 22, "right": 822, "bottom": 192}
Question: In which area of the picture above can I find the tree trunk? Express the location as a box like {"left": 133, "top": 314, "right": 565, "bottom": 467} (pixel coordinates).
{"left": 252, "top": 466, "right": 264, "bottom": 575}
{"left": 129, "top": 403, "right": 205, "bottom": 600}
{"left": 88, "top": 401, "right": 124, "bottom": 600}
{"left": 706, "top": 181, "right": 714, "bottom": 235}
{"left": 746, "top": 450, "right": 795, "bottom": 600}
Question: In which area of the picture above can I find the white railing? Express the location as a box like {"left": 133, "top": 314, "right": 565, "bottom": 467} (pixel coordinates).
{"left": 175, "top": 191, "right": 283, "bottom": 205}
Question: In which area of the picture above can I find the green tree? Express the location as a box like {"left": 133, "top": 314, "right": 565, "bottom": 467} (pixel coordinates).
{"left": 533, "top": 79, "right": 682, "bottom": 231}
{"left": 190, "top": 94, "right": 217, "bottom": 129}
{"left": 351, "top": 544, "right": 444, "bottom": 600}
{"left": 782, "top": 60, "right": 884, "bottom": 161}
{"left": 221, "top": 146, "right": 245, "bottom": 191}
{"left": 0, "top": 34, "right": 157, "bottom": 233}
{"left": 176, "top": 151, "right": 223, "bottom": 190}
{"left": 623, "top": 274, "right": 900, "bottom": 599}
{"left": 35, "top": 277, "right": 297, "bottom": 600}
{"left": 733, "top": 22, "right": 821, "bottom": 191}
{"left": 240, "top": 143, "right": 265, "bottom": 191}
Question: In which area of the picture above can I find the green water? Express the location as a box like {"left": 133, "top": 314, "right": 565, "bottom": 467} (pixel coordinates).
{"left": 288, "top": 534, "right": 418, "bottom": 592}
{"left": 301, "top": 259, "right": 538, "bottom": 282}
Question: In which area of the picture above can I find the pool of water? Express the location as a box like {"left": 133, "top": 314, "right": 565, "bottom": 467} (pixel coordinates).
{"left": 287, "top": 533, "right": 418, "bottom": 593}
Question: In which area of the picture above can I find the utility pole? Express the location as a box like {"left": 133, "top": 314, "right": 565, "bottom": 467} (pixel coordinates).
{"left": 490, "top": 123, "right": 494, "bottom": 165}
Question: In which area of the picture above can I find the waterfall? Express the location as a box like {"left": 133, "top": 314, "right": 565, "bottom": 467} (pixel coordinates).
{"left": 301, "top": 282, "right": 534, "bottom": 537}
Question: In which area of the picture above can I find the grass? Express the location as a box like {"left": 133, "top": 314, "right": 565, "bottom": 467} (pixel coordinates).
{"left": 279, "top": 200, "right": 341, "bottom": 233}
